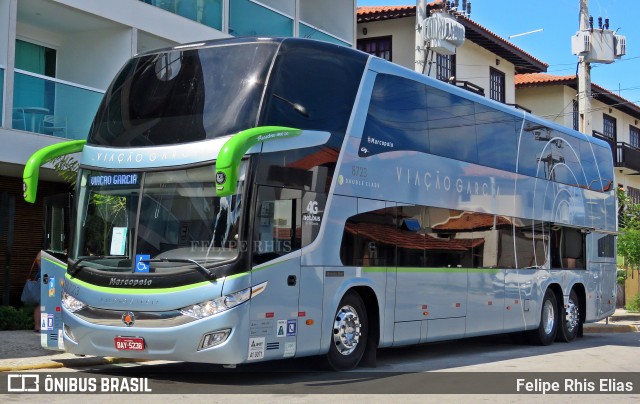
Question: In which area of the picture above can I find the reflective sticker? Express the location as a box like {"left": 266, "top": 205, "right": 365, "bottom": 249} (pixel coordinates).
{"left": 286, "top": 319, "right": 297, "bottom": 337}
{"left": 135, "top": 255, "right": 150, "bottom": 273}
{"left": 276, "top": 320, "right": 286, "bottom": 338}
{"left": 45, "top": 314, "right": 54, "bottom": 331}
{"left": 247, "top": 337, "right": 265, "bottom": 361}
{"left": 40, "top": 314, "right": 47, "bottom": 331}
{"left": 283, "top": 342, "right": 296, "bottom": 358}
{"left": 48, "top": 277, "right": 55, "bottom": 298}
{"left": 57, "top": 329, "right": 64, "bottom": 350}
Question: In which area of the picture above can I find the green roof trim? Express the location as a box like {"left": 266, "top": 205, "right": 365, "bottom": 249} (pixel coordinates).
{"left": 23, "top": 139, "right": 86, "bottom": 203}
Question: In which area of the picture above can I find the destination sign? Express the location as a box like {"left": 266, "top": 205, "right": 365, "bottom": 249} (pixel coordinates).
{"left": 89, "top": 173, "right": 140, "bottom": 187}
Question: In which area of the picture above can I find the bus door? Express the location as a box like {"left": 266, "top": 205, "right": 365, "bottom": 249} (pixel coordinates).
{"left": 250, "top": 186, "right": 302, "bottom": 360}
{"left": 39, "top": 193, "right": 70, "bottom": 350}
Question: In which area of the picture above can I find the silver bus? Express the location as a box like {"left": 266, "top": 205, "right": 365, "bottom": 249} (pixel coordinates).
{"left": 24, "top": 37, "right": 617, "bottom": 370}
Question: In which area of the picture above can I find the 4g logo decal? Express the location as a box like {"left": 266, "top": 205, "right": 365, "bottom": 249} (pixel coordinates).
{"left": 303, "top": 200, "right": 321, "bottom": 225}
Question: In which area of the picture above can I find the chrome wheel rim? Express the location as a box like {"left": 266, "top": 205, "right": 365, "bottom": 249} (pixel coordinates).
{"left": 542, "top": 299, "right": 555, "bottom": 335}
{"left": 333, "top": 304, "right": 361, "bottom": 356}
{"left": 565, "top": 298, "right": 580, "bottom": 333}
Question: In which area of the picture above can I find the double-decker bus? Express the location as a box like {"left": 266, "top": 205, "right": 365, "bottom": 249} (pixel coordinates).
{"left": 24, "top": 37, "right": 617, "bottom": 370}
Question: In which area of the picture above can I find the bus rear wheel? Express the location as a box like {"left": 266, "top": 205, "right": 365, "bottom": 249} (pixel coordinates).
{"left": 557, "top": 289, "right": 580, "bottom": 342}
{"left": 528, "top": 289, "right": 558, "bottom": 345}
{"left": 325, "top": 291, "right": 368, "bottom": 371}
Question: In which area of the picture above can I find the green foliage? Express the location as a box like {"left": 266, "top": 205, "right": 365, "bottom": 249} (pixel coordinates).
{"left": 626, "top": 294, "right": 640, "bottom": 312}
{"left": 51, "top": 155, "right": 79, "bottom": 188}
{"left": 0, "top": 305, "right": 34, "bottom": 330}
{"left": 617, "top": 268, "right": 628, "bottom": 285}
{"left": 618, "top": 229, "right": 640, "bottom": 270}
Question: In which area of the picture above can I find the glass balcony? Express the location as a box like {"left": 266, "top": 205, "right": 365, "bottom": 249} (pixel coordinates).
{"left": 141, "top": 0, "right": 223, "bottom": 30}
{"left": 299, "top": 22, "right": 350, "bottom": 47}
{"left": 229, "top": 0, "right": 293, "bottom": 37}
{"left": 12, "top": 70, "right": 104, "bottom": 140}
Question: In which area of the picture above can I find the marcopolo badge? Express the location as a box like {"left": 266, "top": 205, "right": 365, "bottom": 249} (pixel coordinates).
{"left": 216, "top": 172, "right": 226, "bottom": 185}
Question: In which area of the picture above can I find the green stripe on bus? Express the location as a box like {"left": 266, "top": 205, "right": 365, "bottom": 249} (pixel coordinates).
{"left": 363, "top": 267, "right": 501, "bottom": 274}
{"left": 42, "top": 257, "right": 68, "bottom": 270}
{"left": 64, "top": 273, "right": 215, "bottom": 295}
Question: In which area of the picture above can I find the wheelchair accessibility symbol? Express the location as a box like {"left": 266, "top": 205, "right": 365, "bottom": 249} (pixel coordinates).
{"left": 135, "top": 254, "right": 151, "bottom": 273}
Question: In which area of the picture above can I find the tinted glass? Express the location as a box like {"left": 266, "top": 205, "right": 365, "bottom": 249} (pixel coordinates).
{"left": 260, "top": 40, "right": 367, "bottom": 135}
{"left": 475, "top": 104, "right": 518, "bottom": 171}
{"left": 360, "top": 74, "right": 429, "bottom": 157}
{"left": 517, "top": 120, "right": 549, "bottom": 179}
{"left": 427, "top": 87, "right": 477, "bottom": 163}
{"left": 89, "top": 42, "right": 278, "bottom": 147}
{"left": 340, "top": 208, "right": 397, "bottom": 267}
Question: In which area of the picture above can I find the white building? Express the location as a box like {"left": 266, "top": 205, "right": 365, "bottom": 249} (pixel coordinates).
{"left": 356, "top": 2, "right": 547, "bottom": 105}
{"left": 516, "top": 73, "right": 640, "bottom": 200}
{"left": 0, "top": 0, "right": 355, "bottom": 304}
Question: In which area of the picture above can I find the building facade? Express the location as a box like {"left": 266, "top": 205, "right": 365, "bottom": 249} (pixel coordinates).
{"left": 0, "top": 0, "right": 355, "bottom": 305}
{"left": 356, "top": 2, "right": 547, "bottom": 106}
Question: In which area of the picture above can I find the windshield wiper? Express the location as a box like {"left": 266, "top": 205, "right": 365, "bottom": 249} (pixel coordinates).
{"left": 69, "top": 255, "right": 126, "bottom": 276}
{"left": 272, "top": 93, "right": 309, "bottom": 118}
{"left": 143, "top": 258, "right": 216, "bottom": 280}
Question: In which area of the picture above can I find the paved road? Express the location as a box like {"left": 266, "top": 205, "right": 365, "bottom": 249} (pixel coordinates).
{"left": 2, "top": 332, "right": 639, "bottom": 402}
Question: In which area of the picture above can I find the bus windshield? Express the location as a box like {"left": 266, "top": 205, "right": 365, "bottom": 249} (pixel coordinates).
{"left": 88, "top": 41, "right": 279, "bottom": 147}
{"left": 72, "top": 163, "right": 246, "bottom": 273}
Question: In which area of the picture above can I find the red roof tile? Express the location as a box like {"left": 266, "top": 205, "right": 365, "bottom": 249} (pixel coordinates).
{"left": 515, "top": 73, "right": 640, "bottom": 119}
{"left": 357, "top": 4, "right": 547, "bottom": 73}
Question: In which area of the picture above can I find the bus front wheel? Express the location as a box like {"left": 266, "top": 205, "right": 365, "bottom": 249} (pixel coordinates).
{"left": 325, "top": 291, "right": 368, "bottom": 371}
{"left": 528, "top": 289, "right": 558, "bottom": 345}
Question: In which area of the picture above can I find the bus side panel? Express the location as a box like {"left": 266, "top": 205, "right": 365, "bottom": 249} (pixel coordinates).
{"left": 297, "top": 266, "right": 324, "bottom": 356}
{"left": 465, "top": 269, "right": 504, "bottom": 337}
{"left": 504, "top": 269, "right": 538, "bottom": 332}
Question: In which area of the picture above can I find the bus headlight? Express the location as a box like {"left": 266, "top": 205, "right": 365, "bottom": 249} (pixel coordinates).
{"left": 62, "top": 293, "right": 87, "bottom": 313}
{"left": 180, "top": 282, "right": 267, "bottom": 319}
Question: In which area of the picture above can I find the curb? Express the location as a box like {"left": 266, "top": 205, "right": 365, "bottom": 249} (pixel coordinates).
{"left": 583, "top": 324, "right": 639, "bottom": 333}
{"left": 0, "top": 357, "right": 146, "bottom": 372}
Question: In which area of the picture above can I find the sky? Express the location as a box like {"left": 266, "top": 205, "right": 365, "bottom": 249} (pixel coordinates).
{"left": 357, "top": 0, "right": 640, "bottom": 105}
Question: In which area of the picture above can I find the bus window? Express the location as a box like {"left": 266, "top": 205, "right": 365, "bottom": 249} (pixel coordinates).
{"left": 551, "top": 226, "right": 585, "bottom": 269}
{"left": 340, "top": 207, "right": 397, "bottom": 267}
{"left": 253, "top": 187, "right": 302, "bottom": 266}
{"left": 427, "top": 87, "right": 477, "bottom": 164}
{"left": 360, "top": 74, "right": 429, "bottom": 157}
{"left": 513, "top": 218, "right": 549, "bottom": 268}
{"left": 475, "top": 104, "right": 518, "bottom": 172}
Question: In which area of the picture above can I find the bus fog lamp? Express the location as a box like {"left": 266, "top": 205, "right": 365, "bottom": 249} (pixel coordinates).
{"left": 63, "top": 324, "right": 78, "bottom": 343}
{"left": 198, "top": 329, "right": 231, "bottom": 350}
{"left": 62, "top": 292, "right": 87, "bottom": 313}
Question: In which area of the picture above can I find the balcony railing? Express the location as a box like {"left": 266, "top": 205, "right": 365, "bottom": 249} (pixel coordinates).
{"left": 141, "top": 0, "right": 222, "bottom": 30}
{"left": 229, "top": 0, "right": 293, "bottom": 37}
{"left": 12, "top": 70, "right": 104, "bottom": 140}
{"left": 593, "top": 130, "right": 640, "bottom": 173}
{"left": 299, "top": 22, "right": 350, "bottom": 47}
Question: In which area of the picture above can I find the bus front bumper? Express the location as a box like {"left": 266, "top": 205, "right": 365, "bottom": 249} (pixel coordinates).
{"left": 61, "top": 303, "right": 251, "bottom": 365}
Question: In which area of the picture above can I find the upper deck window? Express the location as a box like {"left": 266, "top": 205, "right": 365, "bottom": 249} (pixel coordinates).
{"left": 88, "top": 42, "right": 279, "bottom": 147}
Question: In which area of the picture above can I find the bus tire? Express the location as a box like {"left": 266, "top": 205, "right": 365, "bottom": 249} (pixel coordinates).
{"left": 324, "top": 291, "right": 368, "bottom": 371}
{"left": 528, "top": 289, "right": 558, "bottom": 346}
{"left": 556, "top": 289, "right": 580, "bottom": 342}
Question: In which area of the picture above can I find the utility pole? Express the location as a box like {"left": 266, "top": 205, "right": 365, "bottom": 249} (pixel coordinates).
{"left": 578, "top": 0, "right": 592, "bottom": 135}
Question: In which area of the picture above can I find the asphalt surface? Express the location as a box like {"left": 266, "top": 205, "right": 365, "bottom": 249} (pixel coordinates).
{"left": 0, "top": 309, "right": 638, "bottom": 372}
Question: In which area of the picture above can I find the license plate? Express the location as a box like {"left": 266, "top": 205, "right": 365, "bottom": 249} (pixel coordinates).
{"left": 114, "top": 336, "right": 145, "bottom": 351}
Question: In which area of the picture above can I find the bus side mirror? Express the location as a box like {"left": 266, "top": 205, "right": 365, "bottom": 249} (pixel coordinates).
{"left": 23, "top": 140, "right": 86, "bottom": 203}
{"left": 215, "top": 126, "right": 301, "bottom": 197}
